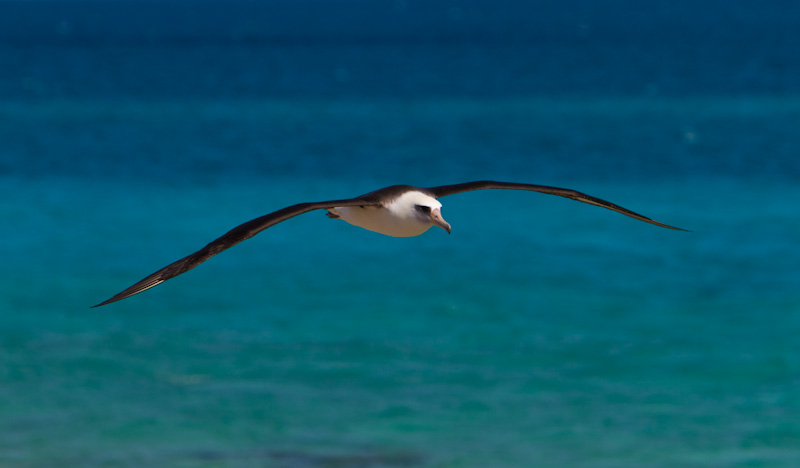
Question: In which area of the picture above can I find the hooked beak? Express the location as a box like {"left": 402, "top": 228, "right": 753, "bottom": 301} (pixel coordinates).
{"left": 431, "top": 208, "right": 451, "bottom": 234}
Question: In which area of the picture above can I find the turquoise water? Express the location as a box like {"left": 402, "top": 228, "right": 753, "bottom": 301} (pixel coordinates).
{"left": 3, "top": 97, "right": 799, "bottom": 467}
{"left": 2, "top": 2, "right": 800, "bottom": 467}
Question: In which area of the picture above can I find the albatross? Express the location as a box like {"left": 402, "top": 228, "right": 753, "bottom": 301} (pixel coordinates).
{"left": 93, "top": 181, "right": 685, "bottom": 307}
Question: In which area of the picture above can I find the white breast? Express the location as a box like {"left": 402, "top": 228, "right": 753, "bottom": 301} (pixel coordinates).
{"left": 330, "top": 205, "right": 429, "bottom": 237}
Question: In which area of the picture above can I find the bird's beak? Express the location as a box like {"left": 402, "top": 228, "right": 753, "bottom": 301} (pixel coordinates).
{"left": 431, "top": 208, "right": 451, "bottom": 234}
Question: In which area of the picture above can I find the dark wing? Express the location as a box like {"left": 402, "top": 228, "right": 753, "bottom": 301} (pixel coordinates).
{"left": 425, "top": 180, "right": 687, "bottom": 231}
{"left": 92, "top": 197, "right": 381, "bottom": 307}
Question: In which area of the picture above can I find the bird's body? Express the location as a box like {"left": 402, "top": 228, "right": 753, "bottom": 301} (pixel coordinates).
{"left": 327, "top": 189, "right": 447, "bottom": 237}
{"left": 93, "top": 181, "right": 685, "bottom": 307}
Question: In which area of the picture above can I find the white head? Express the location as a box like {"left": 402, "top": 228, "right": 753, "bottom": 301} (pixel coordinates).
{"left": 386, "top": 191, "right": 451, "bottom": 236}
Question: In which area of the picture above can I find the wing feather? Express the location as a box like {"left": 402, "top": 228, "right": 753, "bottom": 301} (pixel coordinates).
{"left": 425, "top": 180, "right": 687, "bottom": 231}
{"left": 92, "top": 198, "right": 379, "bottom": 307}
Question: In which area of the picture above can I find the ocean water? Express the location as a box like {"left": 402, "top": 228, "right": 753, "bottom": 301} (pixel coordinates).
{"left": 2, "top": 1, "right": 800, "bottom": 467}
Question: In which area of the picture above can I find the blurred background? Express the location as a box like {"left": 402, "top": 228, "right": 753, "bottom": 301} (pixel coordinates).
{"left": 1, "top": 1, "right": 799, "bottom": 467}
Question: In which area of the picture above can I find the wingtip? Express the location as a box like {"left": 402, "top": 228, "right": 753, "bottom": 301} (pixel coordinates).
{"left": 90, "top": 297, "right": 117, "bottom": 308}
{"left": 90, "top": 277, "right": 165, "bottom": 308}
{"left": 661, "top": 222, "right": 691, "bottom": 232}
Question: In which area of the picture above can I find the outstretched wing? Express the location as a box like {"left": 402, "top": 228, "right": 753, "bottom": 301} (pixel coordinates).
{"left": 425, "top": 180, "right": 686, "bottom": 231}
{"left": 92, "top": 197, "right": 381, "bottom": 307}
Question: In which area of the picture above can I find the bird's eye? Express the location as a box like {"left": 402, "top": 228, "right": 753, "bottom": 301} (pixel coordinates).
{"left": 415, "top": 205, "right": 432, "bottom": 214}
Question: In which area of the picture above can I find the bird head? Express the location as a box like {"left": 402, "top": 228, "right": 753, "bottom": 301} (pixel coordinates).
{"left": 393, "top": 191, "right": 451, "bottom": 234}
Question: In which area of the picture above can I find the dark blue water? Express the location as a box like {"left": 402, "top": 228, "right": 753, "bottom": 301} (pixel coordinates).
{"left": 2, "top": 1, "right": 799, "bottom": 467}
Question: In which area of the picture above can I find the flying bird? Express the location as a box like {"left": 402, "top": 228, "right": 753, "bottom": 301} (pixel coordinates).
{"left": 93, "top": 181, "right": 685, "bottom": 307}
